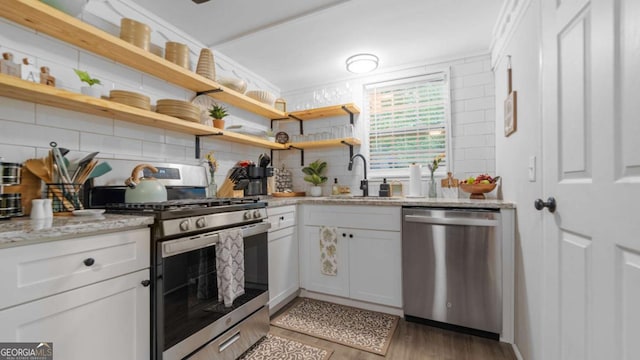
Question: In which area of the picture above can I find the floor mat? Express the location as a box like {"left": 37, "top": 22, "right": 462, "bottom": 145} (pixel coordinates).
{"left": 238, "top": 333, "right": 333, "bottom": 360}
{"left": 271, "top": 298, "right": 399, "bottom": 355}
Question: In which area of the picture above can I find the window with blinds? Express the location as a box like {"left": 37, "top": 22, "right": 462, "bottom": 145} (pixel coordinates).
{"left": 366, "top": 73, "right": 450, "bottom": 176}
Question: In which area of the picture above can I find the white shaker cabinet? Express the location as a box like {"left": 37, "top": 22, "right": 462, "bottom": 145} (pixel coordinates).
{"left": 267, "top": 205, "right": 299, "bottom": 312}
{"left": 300, "top": 205, "right": 402, "bottom": 307}
{"left": 0, "top": 228, "right": 151, "bottom": 360}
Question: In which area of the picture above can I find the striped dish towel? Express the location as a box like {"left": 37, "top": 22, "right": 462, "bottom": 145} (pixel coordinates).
{"left": 216, "top": 228, "right": 245, "bottom": 307}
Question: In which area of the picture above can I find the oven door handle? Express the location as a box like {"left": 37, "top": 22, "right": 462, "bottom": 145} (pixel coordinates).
{"left": 241, "top": 222, "right": 271, "bottom": 237}
{"left": 162, "top": 232, "right": 220, "bottom": 258}
{"left": 162, "top": 222, "right": 270, "bottom": 258}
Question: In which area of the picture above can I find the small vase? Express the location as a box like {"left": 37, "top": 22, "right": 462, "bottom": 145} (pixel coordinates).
{"left": 208, "top": 175, "right": 217, "bottom": 198}
{"left": 428, "top": 174, "right": 437, "bottom": 198}
{"left": 310, "top": 186, "right": 322, "bottom": 197}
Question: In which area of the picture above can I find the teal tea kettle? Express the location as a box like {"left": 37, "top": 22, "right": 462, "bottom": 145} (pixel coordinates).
{"left": 124, "top": 164, "right": 167, "bottom": 203}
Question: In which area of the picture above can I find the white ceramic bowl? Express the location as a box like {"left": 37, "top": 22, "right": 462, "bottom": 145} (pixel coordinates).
{"left": 246, "top": 90, "right": 276, "bottom": 106}
{"left": 217, "top": 77, "right": 247, "bottom": 93}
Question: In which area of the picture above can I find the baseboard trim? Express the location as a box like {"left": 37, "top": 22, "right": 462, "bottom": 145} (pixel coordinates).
{"left": 269, "top": 289, "right": 300, "bottom": 316}
{"left": 512, "top": 343, "right": 524, "bottom": 360}
{"left": 299, "top": 289, "right": 404, "bottom": 317}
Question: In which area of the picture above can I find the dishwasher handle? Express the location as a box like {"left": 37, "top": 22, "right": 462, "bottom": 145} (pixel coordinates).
{"left": 404, "top": 214, "right": 499, "bottom": 227}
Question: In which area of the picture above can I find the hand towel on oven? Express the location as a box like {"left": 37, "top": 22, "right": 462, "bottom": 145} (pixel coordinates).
{"left": 319, "top": 226, "right": 338, "bottom": 276}
{"left": 216, "top": 228, "right": 245, "bottom": 307}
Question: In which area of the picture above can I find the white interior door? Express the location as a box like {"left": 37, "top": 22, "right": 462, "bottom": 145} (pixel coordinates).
{"left": 541, "top": 0, "right": 640, "bottom": 359}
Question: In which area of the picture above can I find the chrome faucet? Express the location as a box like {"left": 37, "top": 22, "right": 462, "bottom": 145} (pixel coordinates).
{"left": 348, "top": 153, "right": 368, "bottom": 197}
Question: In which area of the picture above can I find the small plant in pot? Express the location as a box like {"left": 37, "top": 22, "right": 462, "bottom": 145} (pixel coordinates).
{"left": 74, "top": 69, "right": 102, "bottom": 98}
{"left": 208, "top": 103, "right": 228, "bottom": 129}
{"left": 302, "top": 159, "right": 327, "bottom": 197}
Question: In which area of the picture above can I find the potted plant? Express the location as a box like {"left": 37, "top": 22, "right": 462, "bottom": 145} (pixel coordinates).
{"left": 208, "top": 103, "right": 228, "bottom": 129}
{"left": 302, "top": 159, "right": 328, "bottom": 197}
{"left": 74, "top": 68, "right": 102, "bottom": 98}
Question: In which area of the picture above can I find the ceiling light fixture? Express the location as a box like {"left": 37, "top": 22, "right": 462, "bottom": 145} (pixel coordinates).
{"left": 346, "top": 53, "right": 379, "bottom": 74}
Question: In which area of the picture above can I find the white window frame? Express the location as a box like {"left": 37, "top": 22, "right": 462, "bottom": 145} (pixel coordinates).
{"left": 364, "top": 70, "right": 452, "bottom": 180}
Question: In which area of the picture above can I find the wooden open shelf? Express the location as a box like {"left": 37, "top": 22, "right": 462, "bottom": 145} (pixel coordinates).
{"left": 288, "top": 103, "right": 360, "bottom": 121}
{"left": 289, "top": 137, "right": 361, "bottom": 149}
{"left": 0, "top": 74, "right": 286, "bottom": 150}
{"left": 0, "top": 0, "right": 286, "bottom": 119}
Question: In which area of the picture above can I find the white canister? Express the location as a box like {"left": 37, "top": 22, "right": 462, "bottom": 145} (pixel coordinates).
{"left": 42, "top": 199, "right": 53, "bottom": 218}
{"left": 30, "top": 199, "right": 45, "bottom": 219}
{"left": 408, "top": 163, "right": 422, "bottom": 197}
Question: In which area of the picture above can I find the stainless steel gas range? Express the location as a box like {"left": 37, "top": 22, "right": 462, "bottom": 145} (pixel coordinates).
{"left": 88, "top": 161, "right": 270, "bottom": 360}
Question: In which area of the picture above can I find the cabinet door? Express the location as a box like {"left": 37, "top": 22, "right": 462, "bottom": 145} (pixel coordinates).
{"left": 0, "top": 269, "right": 150, "bottom": 360}
{"left": 348, "top": 229, "right": 402, "bottom": 307}
{"left": 268, "top": 226, "right": 299, "bottom": 308}
{"left": 302, "top": 225, "right": 349, "bottom": 297}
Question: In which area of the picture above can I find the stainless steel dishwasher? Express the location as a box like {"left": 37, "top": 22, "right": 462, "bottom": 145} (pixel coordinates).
{"left": 402, "top": 207, "right": 501, "bottom": 338}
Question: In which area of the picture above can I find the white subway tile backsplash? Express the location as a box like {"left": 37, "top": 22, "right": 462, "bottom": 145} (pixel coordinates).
{"left": 452, "top": 85, "right": 485, "bottom": 101}
{"left": 114, "top": 120, "right": 165, "bottom": 143}
{"left": 465, "top": 96, "right": 495, "bottom": 111}
{"left": 454, "top": 134, "right": 491, "bottom": 148}
{"left": 0, "top": 144, "right": 36, "bottom": 162}
{"left": 0, "top": 120, "right": 79, "bottom": 149}
{"left": 0, "top": 97, "right": 36, "bottom": 123}
{"left": 79, "top": 52, "right": 143, "bottom": 90}
{"left": 464, "top": 146, "right": 495, "bottom": 160}
{"left": 80, "top": 132, "right": 142, "bottom": 156}
{"left": 451, "top": 61, "right": 485, "bottom": 77}
{"left": 464, "top": 122, "right": 495, "bottom": 135}
{"left": 143, "top": 142, "right": 187, "bottom": 161}
{"left": 463, "top": 72, "right": 493, "bottom": 87}
{"left": 36, "top": 105, "right": 114, "bottom": 135}
{"left": 454, "top": 110, "right": 485, "bottom": 124}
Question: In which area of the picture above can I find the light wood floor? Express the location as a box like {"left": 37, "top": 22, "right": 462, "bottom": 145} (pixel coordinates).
{"left": 269, "top": 302, "right": 516, "bottom": 360}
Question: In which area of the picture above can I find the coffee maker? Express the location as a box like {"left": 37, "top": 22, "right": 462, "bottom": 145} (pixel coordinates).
{"left": 245, "top": 165, "right": 273, "bottom": 196}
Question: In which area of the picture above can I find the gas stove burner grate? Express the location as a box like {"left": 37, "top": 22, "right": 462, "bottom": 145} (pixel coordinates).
{"left": 105, "top": 197, "right": 261, "bottom": 211}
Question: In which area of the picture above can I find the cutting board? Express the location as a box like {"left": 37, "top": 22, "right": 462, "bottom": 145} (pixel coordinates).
{"left": 271, "top": 192, "right": 306, "bottom": 197}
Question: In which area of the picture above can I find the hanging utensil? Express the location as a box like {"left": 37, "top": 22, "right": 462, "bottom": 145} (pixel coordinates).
{"left": 71, "top": 151, "right": 99, "bottom": 182}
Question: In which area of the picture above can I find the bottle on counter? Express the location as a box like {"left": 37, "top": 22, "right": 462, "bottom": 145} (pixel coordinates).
{"left": 379, "top": 178, "right": 391, "bottom": 197}
{"left": 331, "top": 178, "right": 340, "bottom": 195}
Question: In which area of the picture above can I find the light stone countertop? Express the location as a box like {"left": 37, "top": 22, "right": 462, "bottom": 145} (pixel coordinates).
{"left": 0, "top": 214, "right": 154, "bottom": 249}
{"left": 264, "top": 196, "right": 516, "bottom": 209}
{"left": 0, "top": 196, "right": 514, "bottom": 249}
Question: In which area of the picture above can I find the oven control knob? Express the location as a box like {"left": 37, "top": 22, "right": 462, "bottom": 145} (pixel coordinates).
{"left": 195, "top": 217, "right": 206, "bottom": 228}
{"left": 244, "top": 211, "right": 252, "bottom": 220}
{"left": 252, "top": 210, "right": 262, "bottom": 219}
{"left": 179, "top": 220, "right": 190, "bottom": 232}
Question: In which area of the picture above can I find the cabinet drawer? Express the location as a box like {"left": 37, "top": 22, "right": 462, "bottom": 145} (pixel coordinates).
{"left": 303, "top": 205, "right": 401, "bottom": 231}
{"left": 267, "top": 205, "right": 296, "bottom": 232}
{"left": 0, "top": 228, "right": 150, "bottom": 310}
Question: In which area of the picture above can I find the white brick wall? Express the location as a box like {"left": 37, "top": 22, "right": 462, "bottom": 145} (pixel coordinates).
{"left": 278, "top": 54, "right": 497, "bottom": 197}
{"left": 0, "top": 8, "right": 279, "bottom": 187}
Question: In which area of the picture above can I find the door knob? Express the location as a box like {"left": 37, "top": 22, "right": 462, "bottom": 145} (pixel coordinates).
{"left": 534, "top": 197, "right": 556, "bottom": 213}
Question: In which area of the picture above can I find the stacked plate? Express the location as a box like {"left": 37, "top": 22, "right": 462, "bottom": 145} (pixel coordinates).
{"left": 109, "top": 90, "right": 151, "bottom": 110}
{"left": 156, "top": 99, "right": 200, "bottom": 122}
{"left": 165, "top": 42, "right": 190, "bottom": 69}
{"left": 120, "top": 18, "right": 150, "bottom": 51}
{"left": 196, "top": 49, "right": 215, "bottom": 80}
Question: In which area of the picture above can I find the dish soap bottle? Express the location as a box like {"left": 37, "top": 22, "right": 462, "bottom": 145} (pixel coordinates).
{"left": 331, "top": 178, "right": 340, "bottom": 195}
{"left": 379, "top": 178, "right": 391, "bottom": 197}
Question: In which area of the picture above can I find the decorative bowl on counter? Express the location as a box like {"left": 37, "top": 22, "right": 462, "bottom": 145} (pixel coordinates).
{"left": 246, "top": 90, "right": 276, "bottom": 106}
{"left": 459, "top": 183, "right": 497, "bottom": 199}
{"left": 217, "top": 77, "right": 247, "bottom": 93}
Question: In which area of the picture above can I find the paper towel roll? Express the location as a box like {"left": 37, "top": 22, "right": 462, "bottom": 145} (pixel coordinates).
{"left": 409, "top": 163, "right": 422, "bottom": 197}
